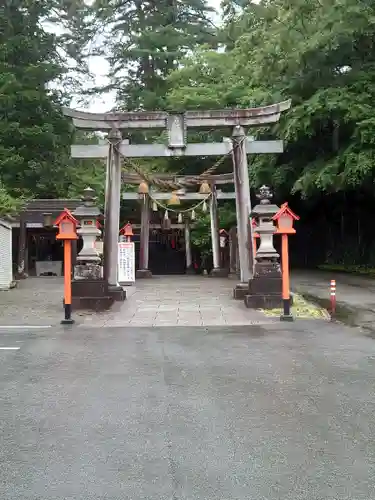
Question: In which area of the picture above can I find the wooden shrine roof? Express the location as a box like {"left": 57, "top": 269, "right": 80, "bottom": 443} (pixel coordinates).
{"left": 13, "top": 199, "right": 81, "bottom": 224}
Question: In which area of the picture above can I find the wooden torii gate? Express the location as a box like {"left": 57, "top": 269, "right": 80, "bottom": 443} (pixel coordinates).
{"left": 63, "top": 102, "right": 291, "bottom": 300}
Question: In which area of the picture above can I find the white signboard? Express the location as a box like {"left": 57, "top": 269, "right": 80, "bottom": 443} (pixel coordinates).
{"left": 118, "top": 241, "right": 135, "bottom": 284}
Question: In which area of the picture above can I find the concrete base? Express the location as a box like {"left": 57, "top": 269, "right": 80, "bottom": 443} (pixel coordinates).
{"left": 61, "top": 318, "right": 75, "bottom": 325}
{"left": 71, "top": 279, "right": 116, "bottom": 310}
{"left": 108, "top": 284, "right": 126, "bottom": 302}
{"left": 280, "top": 314, "right": 294, "bottom": 322}
{"left": 244, "top": 294, "right": 281, "bottom": 309}
{"left": 210, "top": 267, "right": 229, "bottom": 278}
{"left": 136, "top": 269, "right": 152, "bottom": 279}
{"left": 233, "top": 283, "right": 248, "bottom": 300}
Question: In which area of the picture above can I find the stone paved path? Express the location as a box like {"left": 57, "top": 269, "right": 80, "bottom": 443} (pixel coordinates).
{"left": 0, "top": 276, "right": 272, "bottom": 327}
{"left": 82, "top": 276, "right": 273, "bottom": 328}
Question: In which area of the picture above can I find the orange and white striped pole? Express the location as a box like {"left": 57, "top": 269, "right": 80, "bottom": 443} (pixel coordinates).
{"left": 330, "top": 279, "right": 336, "bottom": 317}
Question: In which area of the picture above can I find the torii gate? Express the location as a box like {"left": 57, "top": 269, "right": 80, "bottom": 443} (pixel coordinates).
{"left": 63, "top": 102, "right": 291, "bottom": 300}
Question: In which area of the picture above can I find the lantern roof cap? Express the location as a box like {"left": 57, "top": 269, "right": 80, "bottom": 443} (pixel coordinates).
{"left": 251, "top": 185, "right": 279, "bottom": 217}
{"left": 54, "top": 208, "right": 78, "bottom": 226}
{"left": 272, "top": 202, "right": 300, "bottom": 221}
{"left": 73, "top": 186, "right": 101, "bottom": 218}
{"left": 120, "top": 222, "right": 134, "bottom": 235}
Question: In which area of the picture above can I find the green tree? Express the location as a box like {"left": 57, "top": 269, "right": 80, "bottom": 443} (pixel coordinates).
{"left": 91, "top": 0, "right": 217, "bottom": 111}
{"left": 166, "top": 0, "right": 375, "bottom": 198}
{"left": 0, "top": 1, "right": 80, "bottom": 202}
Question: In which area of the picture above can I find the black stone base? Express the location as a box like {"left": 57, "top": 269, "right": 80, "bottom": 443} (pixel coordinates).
{"left": 233, "top": 283, "right": 249, "bottom": 300}
{"left": 280, "top": 313, "right": 294, "bottom": 322}
{"left": 210, "top": 267, "right": 229, "bottom": 278}
{"left": 71, "top": 279, "right": 116, "bottom": 310}
{"left": 61, "top": 318, "right": 75, "bottom": 325}
{"left": 108, "top": 284, "right": 126, "bottom": 302}
{"left": 72, "top": 296, "right": 114, "bottom": 310}
{"left": 136, "top": 269, "right": 152, "bottom": 279}
{"left": 244, "top": 293, "right": 282, "bottom": 309}
{"left": 244, "top": 260, "right": 282, "bottom": 310}
{"left": 186, "top": 266, "right": 196, "bottom": 275}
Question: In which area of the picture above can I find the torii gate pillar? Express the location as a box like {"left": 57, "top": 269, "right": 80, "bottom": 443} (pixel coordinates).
{"left": 104, "top": 128, "right": 125, "bottom": 301}
{"left": 231, "top": 125, "right": 254, "bottom": 299}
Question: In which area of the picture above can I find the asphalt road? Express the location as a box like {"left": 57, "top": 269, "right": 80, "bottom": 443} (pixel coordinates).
{"left": 0, "top": 321, "right": 375, "bottom": 499}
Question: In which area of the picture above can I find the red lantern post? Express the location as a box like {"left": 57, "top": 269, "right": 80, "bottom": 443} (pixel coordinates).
{"left": 120, "top": 222, "right": 134, "bottom": 242}
{"left": 55, "top": 209, "right": 78, "bottom": 324}
{"left": 273, "top": 202, "right": 300, "bottom": 321}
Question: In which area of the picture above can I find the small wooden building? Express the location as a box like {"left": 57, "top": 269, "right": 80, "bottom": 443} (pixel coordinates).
{"left": 0, "top": 218, "right": 13, "bottom": 289}
{"left": 12, "top": 199, "right": 81, "bottom": 277}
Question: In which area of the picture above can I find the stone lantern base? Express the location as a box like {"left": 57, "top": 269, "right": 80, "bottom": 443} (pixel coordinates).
{"left": 71, "top": 263, "right": 116, "bottom": 311}
{"left": 136, "top": 269, "right": 153, "bottom": 279}
{"left": 244, "top": 260, "right": 282, "bottom": 309}
{"left": 233, "top": 283, "right": 249, "bottom": 300}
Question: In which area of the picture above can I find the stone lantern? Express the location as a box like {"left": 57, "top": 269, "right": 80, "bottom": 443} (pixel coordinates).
{"left": 71, "top": 187, "right": 114, "bottom": 310}
{"left": 244, "top": 185, "right": 282, "bottom": 309}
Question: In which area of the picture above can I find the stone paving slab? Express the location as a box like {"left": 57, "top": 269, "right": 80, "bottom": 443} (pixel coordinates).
{"left": 81, "top": 276, "right": 275, "bottom": 328}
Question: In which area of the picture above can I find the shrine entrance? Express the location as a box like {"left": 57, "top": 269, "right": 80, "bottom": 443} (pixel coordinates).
{"left": 63, "top": 102, "right": 291, "bottom": 301}
{"left": 130, "top": 225, "right": 186, "bottom": 275}
{"left": 148, "top": 228, "right": 186, "bottom": 275}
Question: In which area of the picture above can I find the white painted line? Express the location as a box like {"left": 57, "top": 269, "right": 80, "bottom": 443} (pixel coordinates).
{"left": 0, "top": 325, "right": 52, "bottom": 329}
{"left": 0, "top": 347, "right": 20, "bottom": 350}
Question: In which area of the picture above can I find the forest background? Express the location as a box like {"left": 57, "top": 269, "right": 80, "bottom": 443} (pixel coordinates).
{"left": 1, "top": 0, "right": 375, "bottom": 270}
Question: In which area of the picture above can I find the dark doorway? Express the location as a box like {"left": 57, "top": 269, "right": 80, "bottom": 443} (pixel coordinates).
{"left": 148, "top": 228, "right": 186, "bottom": 275}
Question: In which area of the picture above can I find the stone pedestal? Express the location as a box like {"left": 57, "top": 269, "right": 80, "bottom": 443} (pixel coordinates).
{"left": 233, "top": 282, "right": 248, "bottom": 300}
{"left": 210, "top": 267, "right": 229, "bottom": 277}
{"left": 108, "top": 284, "right": 126, "bottom": 301}
{"left": 244, "top": 261, "right": 282, "bottom": 309}
{"left": 72, "top": 263, "right": 114, "bottom": 310}
{"left": 136, "top": 269, "right": 152, "bottom": 279}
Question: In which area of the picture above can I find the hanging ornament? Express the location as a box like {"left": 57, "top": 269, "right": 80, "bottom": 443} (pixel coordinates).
{"left": 177, "top": 212, "right": 183, "bottom": 223}
{"left": 191, "top": 209, "right": 196, "bottom": 221}
{"left": 168, "top": 191, "right": 181, "bottom": 206}
{"left": 138, "top": 181, "right": 149, "bottom": 194}
{"left": 199, "top": 181, "right": 211, "bottom": 194}
{"left": 164, "top": 210, "right": 169, "bottom": 220}
{"left": 202, "top": 200, "right": 207, "bottom": 213}
{"left": 152, "top": 200, "right": 158, "bottom": 211}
